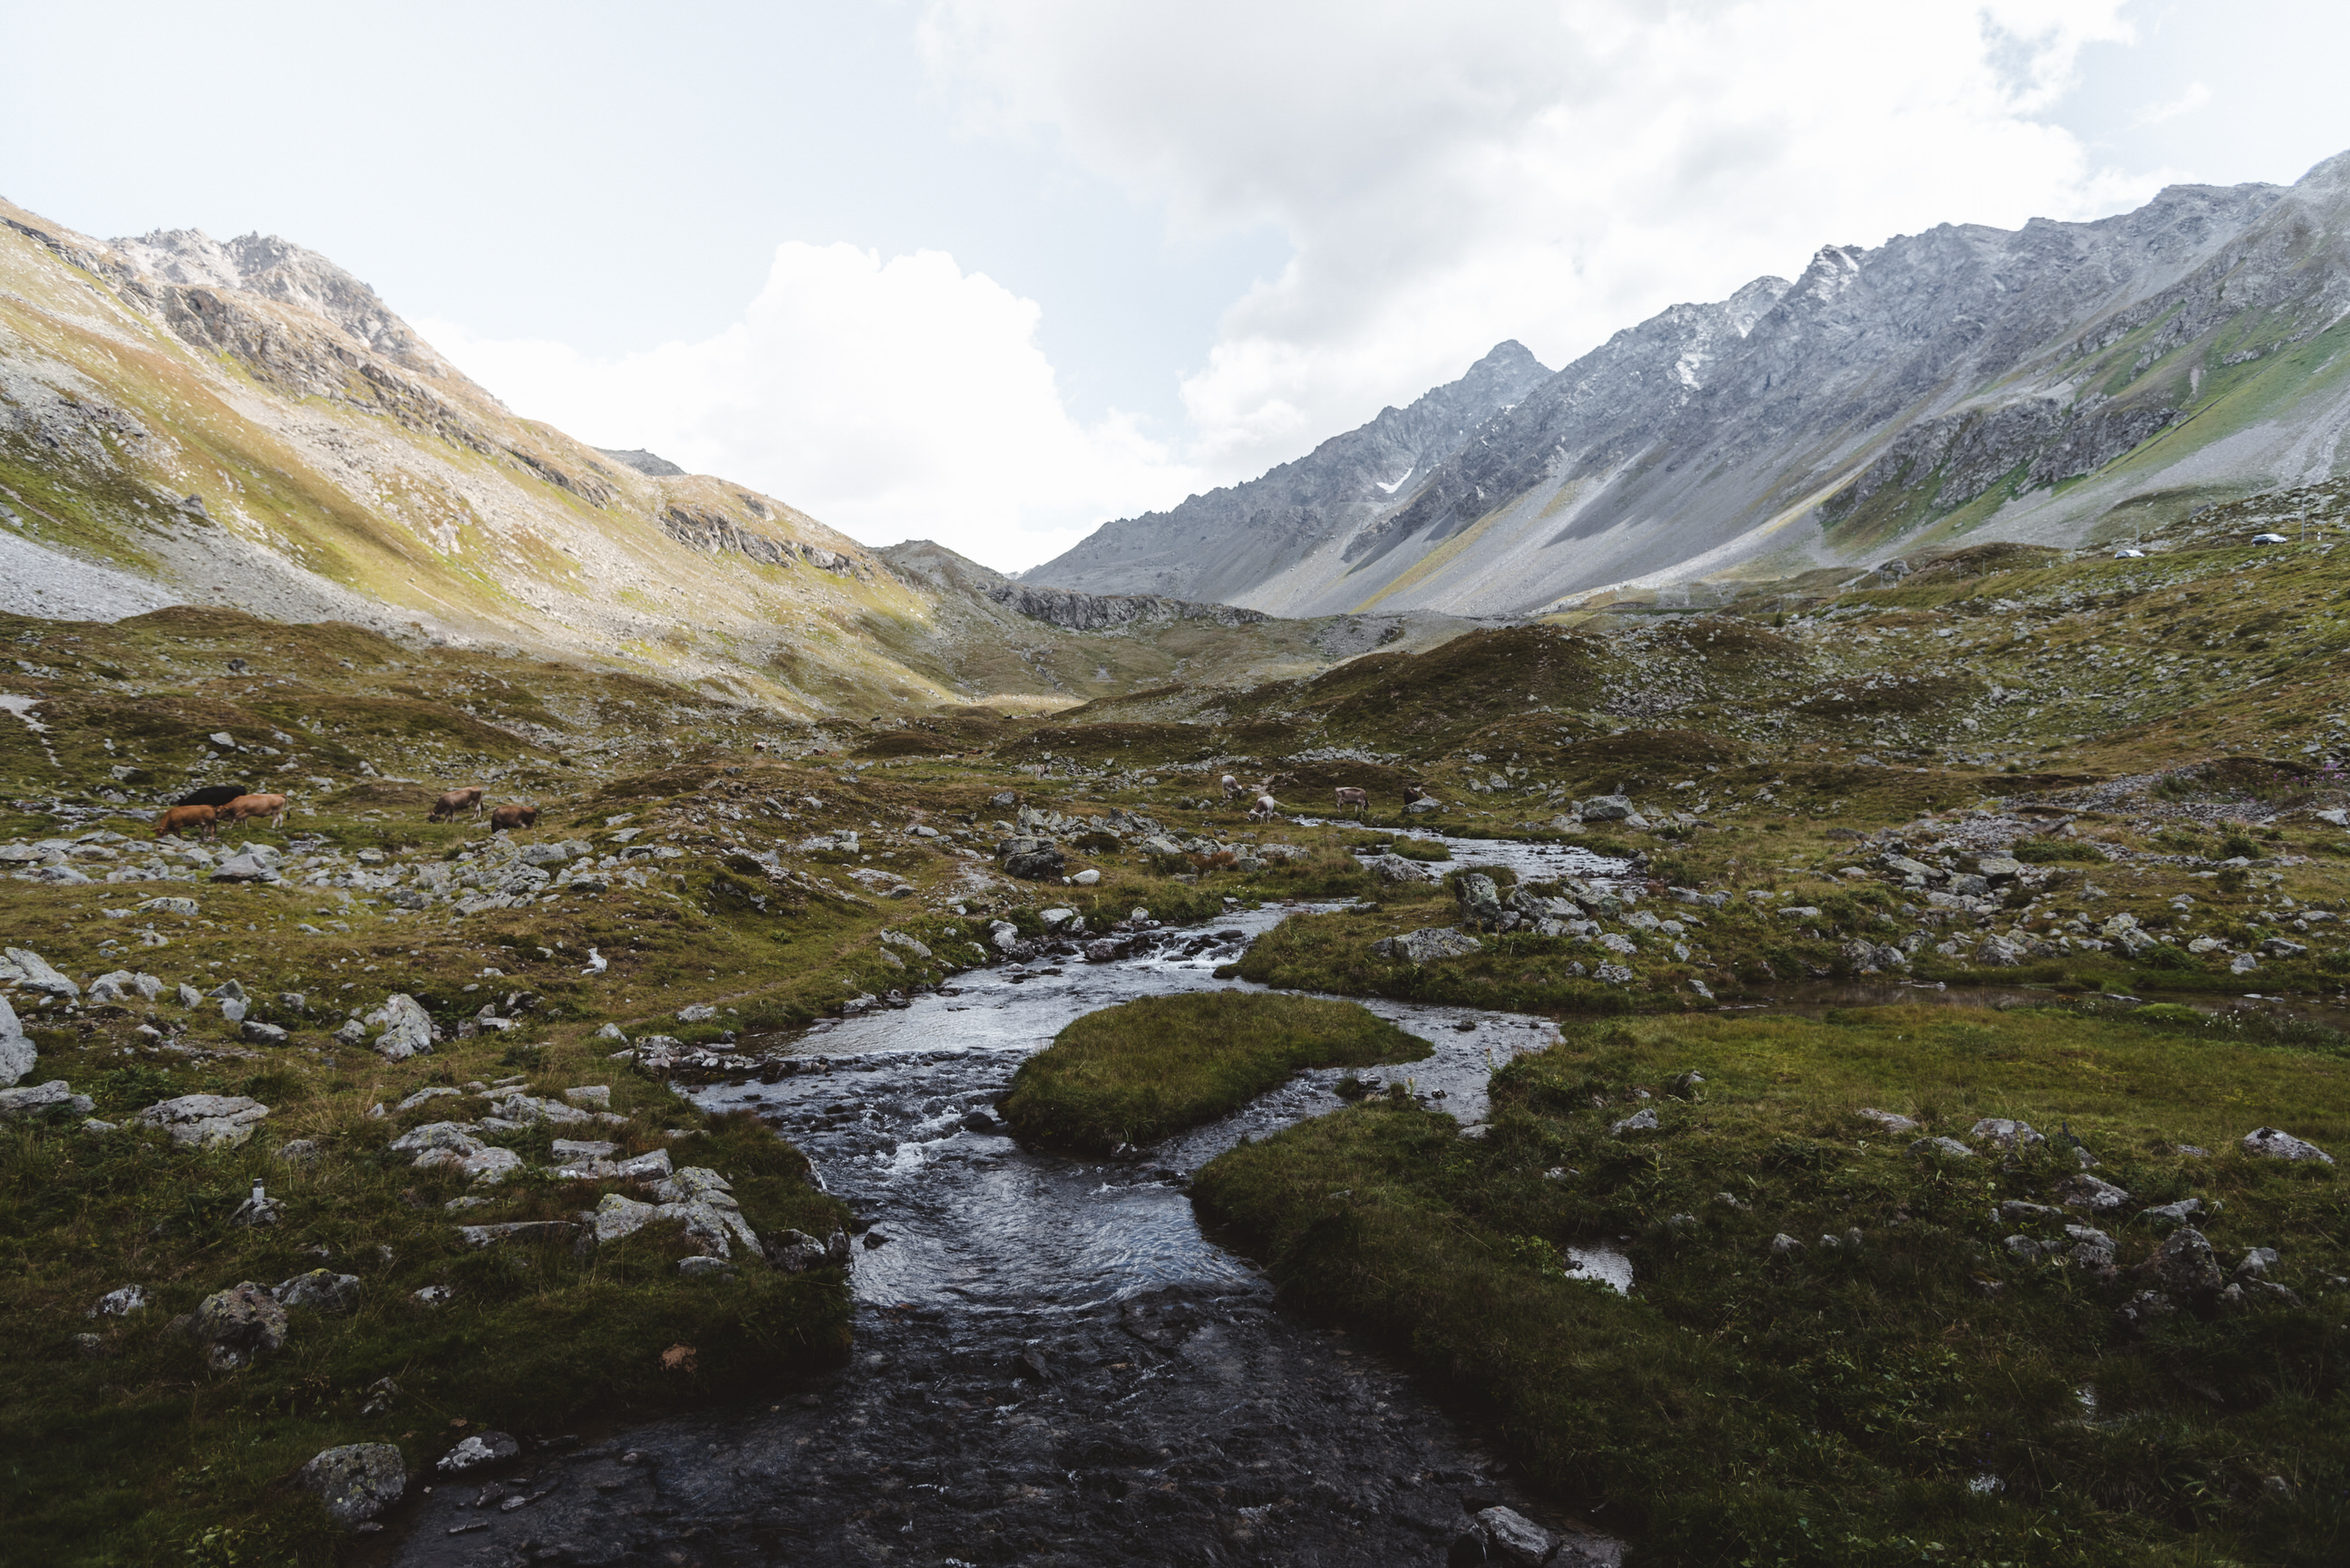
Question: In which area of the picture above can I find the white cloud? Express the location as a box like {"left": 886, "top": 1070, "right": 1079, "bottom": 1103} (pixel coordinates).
{"left": 920, "top": 0, "right": 2154, "bottom": 478}
{"left": 421, "top": 242, "right": 1199, "bottom": 573}
{"left": 2130, "top": 80, "right": 2211, "bottom": 128}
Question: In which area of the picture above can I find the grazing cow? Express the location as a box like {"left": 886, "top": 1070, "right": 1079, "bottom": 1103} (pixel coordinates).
{"left": 490, "top": 803, "right": 539, "bottom": 832}
{"left": 1334, "top": 786, "right": 1369, "bottom": 818}
{"left": 221, "top": 792, "right": 288, "bottom": 829}
{"left": 1403, "top": 784, "right": 1433, "bottom": 804}
{"left": 154, "top": 804, "right": 218, "bottom": 840}
{"left": 1248, "top": 793, "right": 1279, "bottom": 822}
{"left": 175, "top": 784, "right": 251, "bottom": 809}
{"left": 429, "top": 787, "right": 485, "bottom": 820}
{"left": 1219, "top": 773, "right": 1244, "bottom": 799}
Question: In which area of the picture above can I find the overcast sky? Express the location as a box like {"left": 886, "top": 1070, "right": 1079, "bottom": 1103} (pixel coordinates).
{"left": 9, "top": 1, "right": 2350, "bottom": 571}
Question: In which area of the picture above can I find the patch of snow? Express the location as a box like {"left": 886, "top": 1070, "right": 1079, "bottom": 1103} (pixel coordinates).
{"left": 1375, "top": 466, "right": 1414, "bottom": 496}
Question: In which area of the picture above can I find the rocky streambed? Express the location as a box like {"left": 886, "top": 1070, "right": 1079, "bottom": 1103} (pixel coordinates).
{"left": 386, "top": 872, "right": 1635, "bottom": 1567}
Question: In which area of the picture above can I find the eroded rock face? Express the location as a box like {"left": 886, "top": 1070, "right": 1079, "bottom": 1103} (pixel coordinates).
{"left": 296, "top": 1443, "right": 406, "bottom": 1524}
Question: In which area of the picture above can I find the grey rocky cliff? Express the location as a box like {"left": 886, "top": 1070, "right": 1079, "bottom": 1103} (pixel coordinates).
{"left": 1032, "top": 151, "right": 2350, "bottom": 617}
{"left": 879, "top": 539, "right": 1266, "bottom": 631}
{"left": 1025, "top": 340, "right": 1552, "bottom": 607}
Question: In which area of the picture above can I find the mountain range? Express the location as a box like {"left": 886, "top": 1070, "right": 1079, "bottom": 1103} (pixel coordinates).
{"left": 1032, "top": 151, "right": 2350, "bottom": 615}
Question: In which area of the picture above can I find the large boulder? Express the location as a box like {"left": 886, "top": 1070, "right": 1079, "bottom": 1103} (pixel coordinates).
{"left": 0, "top": 994, "right": 37, "bottom": 1088}
{"left": 999, "top": 836, "right": 1066, "bottom": 881}
{"left": 1576, "top": 795, "right": 1634, "bottom": 822}
{"left": 134, "top": 1094, "right": 270, "bottom": 1149}
{"left": 1372, "top": 926, "right": 1484, "bottom": 964}
{"left": 296, "top": 1443, "right": 406, "bottom": 1525}
{"left": 2242, "top": 1127, "right": 2334, "bottom": 1165}
{"left": 374, "top": 993, "right": 434, "bottom": 1061}
{"left": 0, "top": 947, "right": 78, "bottom": 1000}
{"left": 187, "top": 1282, "right": 289, "bottom": 1369}
{"left": 273, "top": 1270, "right": 362, "bottom": 1312}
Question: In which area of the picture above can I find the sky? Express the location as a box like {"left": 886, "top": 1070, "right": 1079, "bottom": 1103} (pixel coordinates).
{"left": 6, "top": 1, "right": 2350, "bottom": 573}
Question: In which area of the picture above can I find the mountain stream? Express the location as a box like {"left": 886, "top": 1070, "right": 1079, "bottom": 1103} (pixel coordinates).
{"left": 386, "top": 838, "right": 1636, "bottom": 1567}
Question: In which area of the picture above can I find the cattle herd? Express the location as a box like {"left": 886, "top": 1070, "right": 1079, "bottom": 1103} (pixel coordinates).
{"left": 154, "top": 781, "right": 538, "bottom": 840}
{"left": 1218, "top": 771, "right": 1422, "bottom": 823}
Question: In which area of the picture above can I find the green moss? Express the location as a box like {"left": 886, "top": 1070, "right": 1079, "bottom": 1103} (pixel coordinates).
{"left": 999, "top": 992, "right": 1431, "bottom": 1152}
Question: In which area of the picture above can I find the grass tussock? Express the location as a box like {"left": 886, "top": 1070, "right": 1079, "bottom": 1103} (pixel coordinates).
{"left": 999, "top": 992, "right": 1431, "bottom": 1153}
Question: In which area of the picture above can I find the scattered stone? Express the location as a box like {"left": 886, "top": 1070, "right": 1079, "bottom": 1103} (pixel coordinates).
{"left": 2003, "top": 1234, "right": 2044, "bottom": 1259}
{"left": 2140, "top": 1197, "right": 2203, "bottom": 1228}
{"left": 134, "top": 1094, "right": 269, "bottom": 1149}
{"left": 238, "top": 1020, "right": 287, "bottom": 1046}
{"left": 274, "top": 1270, "right": 362, "bottom": 1312}
{"left": 2054, "top": 1174, "right": 2132, "bottom": 1213}
{"left": 593, "top": 1022, "right": 628, "bottom": 1043}
{"left": 2064, "top": 1224, "right": 2115, "bottom": 1266}
{"left": 361, "top": 1376, "right": 402, "bottom": 1415}
{"left": 456, "top": 1221, "right": 579, "bottom": 1249}
{"left": 413, "top": 1285, "right": 455, "bottom": 1307}
{"left": 2242, "top": 1127, "right": 2334, "bottom": 1165}
{"left": 677, "top": 1256, "right": 736, "bottom": 1280}
{"left": 1471, "top": 1505, "right": 1556, "bottom": 1566}
{"left": 435, "top": 1432, "right": 522, "bottom": 1476}
{"left": 1372, "top": 926, "right": 1483, "bottom": 963}
{"left": 562, "top": 1086, "right": 611, "bottom": 1108}
{"left": 0, "top": 1079, "right": 94, "bottom": 1121}
{"left": 1856, "top": 1108, "right": 1918, "bottom": 1133}
{"left": 1610, "top": 1108, "right": 1660, "bottom": 1136}
{"left": 0, "top": 994, "right": 33, "bottom": 1088}
{"left": 2235, "top": 1245, "right": 2280, "bottom": 1278}
{"left": 87, "top": 970, "right": 164, "bottom": 1004}
{"left": 2119, "top": 1289, "right": 2175, "bottom": 1324}
{"left": 1970, "top": 1118, "right": 2044, "bottom": 1150}
{"left": 551, "top": 1138, "right": 618, "bottom": 1161}
{"left": 1998, "top": 1200, "right": 2061, "bottom": 1223}
{"left": 1909, "top": 1136, "right": 1972, "bottom": 1158}
{"left": 187, "top": 1282, "right": 289, "bottom": 1369}
{"left": 88, "top": 1284, "right": 149, "bottom": 1318}
{"left": 296, "top": 1444, "right": 407, "bottom": 1525}
{"left": 1769, "top": 1233, "right": 1804, "bottom": 1254}
{"left": 72, "top": 1332, "right": 107, "bottom": 1359}
{"left": 2142, "top": 1226, "right": 2227, "bottom": 1296}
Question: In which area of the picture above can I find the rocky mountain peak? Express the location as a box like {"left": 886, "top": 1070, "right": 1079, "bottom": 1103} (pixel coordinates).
{"left": 110, "top": 227, "right": 449, "bottom": 375}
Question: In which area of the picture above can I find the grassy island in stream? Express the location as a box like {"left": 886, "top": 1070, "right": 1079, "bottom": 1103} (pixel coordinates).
{"left": 999, "top": 992, "right": 1432, "bottom": 1153}
{"left": 1191, "top": 1002, "right": 2349, "bottom": 1566}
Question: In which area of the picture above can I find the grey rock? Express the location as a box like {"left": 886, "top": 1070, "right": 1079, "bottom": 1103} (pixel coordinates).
{"left": 134, "top": 1093, "right": 269, "bottom": 1148}
{"left": 87, "top": 970, "right": 163, "bottom": 1004}
{"left": 0, "top": 947, "right": 78, "bottom": 999}
{"left": 0, "top": 1079, "right": 95, "bottom": 1120}
{"left": 296, "top": 1443, "right": 406, "bottom": 1525}
{"left": 2003, "top": 1234, "right": 2045, "bottom": 1259}
{"left": 1770, "top": 1233, "right": 1804, "bottom": 1253}
{"left": 273, "top": 1270, "right": 362, "bottom": 1312}
{"left": 677, "top": 1256, "right": 735, "bottom": 1279}
{"left": 1372, "top": 926, "right": 1483, "bottom": 963}
{"left": 0, "top": 994, "right": 37, "bottom": 1087}
{"left": 1910, "top": 1136, "right": 1973, "bottom": 1158}
{"left": 277, "top": 1138, "right": 321, "bottom": 1165}
{"left": 2235, "top": 1245, "right": 2280, "bottom": 1278}
{"left": 1473, "top": 1505, "right": 1557, "bottom": 1567}
{"left": 456, "top": 1221, "right": 578, "bottom": 1248}
{"left": 2054, "top": 1174, "right": 2132, "bottom": 1213}
{"left": 550, "top": 1137, "right": 618, "bottom": 1161}
{"left": 1857, "top": 1108, "right": 1918, "bottom": 1133}
{"left": 2242, "top": 1127, "right": 2334, "bottom": 1164}
{"left": 88, "top": 1283, "right": 150, "bottom": 1317}
{"left": 2140, "top": 1197, "right": 2203, "bottom": 1228}
{"left": 1969, "top": 1118, "right": 2044, "bottom": 1150}
{"left": 1610, "top": 1108, "right": 1660, "bottom": 1136}
{"left": 2143, "top": 1226, "right": 2227, "bottom": 1295}
{"left": 1999, "top": 1200, "right": 2062, "bottom": 1223}
{"left": 2259, "top": 936, "right": 2308, "bottom": 958}
{"left": 1455, "top": 873, "right": 1504, "bottom": 926}
{"left": 435, "top": 1432, "right": 522, "bottom": 1476}
{"left": 239, "top": 1020, "right": 287, "bottom": 1046}
{"left": 187, "top": 1282, "right": 288, "bottom": 1365}
{"left": 374, "top": 993, "right": 434, "bottom": 1060}
{"left": 2064, "top": 1224, "right": 2115, "bottom": 1266}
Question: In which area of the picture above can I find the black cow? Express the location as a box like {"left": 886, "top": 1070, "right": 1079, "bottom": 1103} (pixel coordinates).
{"left": 175, "top": 784, "right": 253, "bottom": 808}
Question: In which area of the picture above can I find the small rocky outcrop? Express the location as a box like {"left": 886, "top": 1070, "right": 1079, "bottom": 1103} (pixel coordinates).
{"left": 1373, "top": 927, "right": 1483, "bottom": 963}
{"left": 2242, "top": 1127, "right": 2333, "bottom": 1164}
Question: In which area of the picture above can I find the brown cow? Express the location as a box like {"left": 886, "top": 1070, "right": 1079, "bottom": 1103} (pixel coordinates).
{"left": 490, "top": 803, "right": 539, "bottom": 832}
{"left": 153, "top": 803, "right": 218, "bottom": 840}
{"left": 221, "top": 792, "right": 288, "bottom": 829}
{"left": 1334, "top": 786, "right": 1369, "bottom": 818}
{"left": 430, "top": 787, "right": 485, "bottom": 821}
{"left": 1403, "top": 784, "right": 1433, "bottom": 804}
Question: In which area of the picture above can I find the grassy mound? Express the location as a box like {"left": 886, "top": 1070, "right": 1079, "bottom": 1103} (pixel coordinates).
{"left": 1195, "top": 1005, "right": 2349, "bottom": 1565}
{"left": 998, "top": 992, "right": 1431, "bottom": 1153}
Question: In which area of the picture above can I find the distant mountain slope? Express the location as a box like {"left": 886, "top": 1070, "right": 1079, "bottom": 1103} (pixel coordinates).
{"left": 1034, "top": 151, "right": 2350, "bottom": 617}
{"left": 1024, "top": 340, "right": 1552, "bottom": 605}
